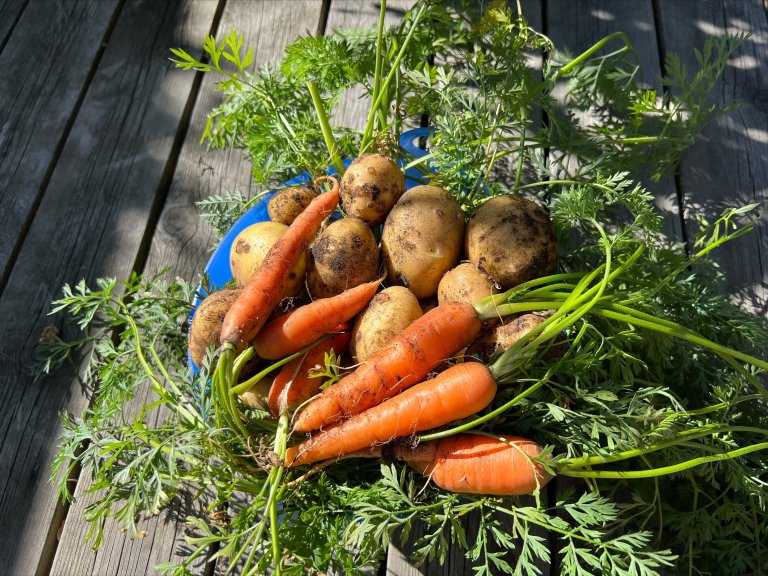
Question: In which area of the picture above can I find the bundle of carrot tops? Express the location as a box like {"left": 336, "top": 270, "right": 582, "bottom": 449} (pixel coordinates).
{"left": 45, "top": 1, "right": 768, "bottom": 575}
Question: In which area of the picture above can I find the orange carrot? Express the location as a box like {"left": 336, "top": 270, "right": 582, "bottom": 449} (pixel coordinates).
{"left": 254, "top": 277, "right": 382, "bottom": 360}
{"left": 285, "top": 362, "right": 497, "bottom": 467}
{"left": 392, "top": 433, "right": 551, "bottom": 496}
{"left": 293, "top": 301, "right": 482, "bottom": 432}
{"left": 268, "top": 327, "right": 351, "bottom": 418}
{"left": 220, "top": 176, "right": 340, "bottom": 350}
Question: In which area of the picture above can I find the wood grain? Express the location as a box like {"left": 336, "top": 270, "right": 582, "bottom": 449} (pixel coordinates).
{"left": 547, "top": 0, "right": 683, "bottom": 240}
{"left": 0, "top": 0, "right": 27, "bottom": 50}
{"left": 657, "top": 0, "right": 768, "bottom": 316}
{"left": 0, "top": 1, "right": 219, "bottom": 574}
{"left": 53, "top": 1, "right": 323, "bottom": 575}
{"left": 0, "top": 0, "right": 120, "bottom": 291}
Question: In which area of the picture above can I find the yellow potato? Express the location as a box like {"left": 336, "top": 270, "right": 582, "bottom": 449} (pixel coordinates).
{"left": 438, "top": 262, "right": 497, "bottom": 306}
{"left": 267, "top": 186, "right": 317, "bottom": 225}
{"left": 381, "top": 185, "right": 465, "bottom": 299}
{"left": 340, "top": 154, "right": 405, "bottom": 226}
{"left": 307, "top": 217, "right": 380, "bottom": 299}
{"left": 188, "top": 288, "right": 242, "bottom": 367}
{"left": 350, "top": 286, "right": 422, "bottom": 362}
{"left": 465, "top": 195, "right": 558, "bottom": 289}
{"left": 229, "top": 221, "right": 306, "bottom": 296}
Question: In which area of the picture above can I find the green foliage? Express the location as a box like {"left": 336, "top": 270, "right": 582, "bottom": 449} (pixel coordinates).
{"left": 42, "top": 1, "right": 768, "bottom": 575}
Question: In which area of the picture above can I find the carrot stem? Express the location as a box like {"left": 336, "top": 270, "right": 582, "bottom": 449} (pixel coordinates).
{"left": 308, "top": 81, "right": 345, "bottom": 176}
{"left": 360, "top": 3, "right": 427, "bottom": 152}
{"left": 558, "top": 442, "right": 768, "bottom": 479}
{"left": 559, "top": 425, "right": 768, "bottom": 468}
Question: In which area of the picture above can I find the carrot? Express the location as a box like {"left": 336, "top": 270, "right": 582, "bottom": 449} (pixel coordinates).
{"left": 392, "top": 433, "right": 551, "bottom": 496}
{"left": 268, "top": 327, "right": 351, "bottom": 418}
{"left": 285, "top": 362, "right": 497, "bottom": 467}
{"left": 220, "top": 176, "right": 340, "bottom": 350}
{"left": 293, "top": 301, "right": 482, "bottom": 432}
{"left": 254, "top": 277, "right": 382, "bottom": 360}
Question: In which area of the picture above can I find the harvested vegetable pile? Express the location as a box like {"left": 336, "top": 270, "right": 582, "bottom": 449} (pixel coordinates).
{"left": 43, "top": 1, "right": 768, "bottom": 575}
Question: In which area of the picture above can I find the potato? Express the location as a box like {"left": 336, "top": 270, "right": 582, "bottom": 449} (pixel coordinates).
{"left": 350, "top": 286, "right": 422, "bottom": 362}
{"left": 438, "top": 262, "right": 497, "bottom": 306}
{"left": 230, "top": 221, "right": 306, "bottom": 296}
{"left": 307, "top": 217, "right": 380, "bottom": 299}
{"left": 466, "top": 313, "right": 549, "bottom": 363}
{"left": 188, "top": 288, "right": 242, "bottom": 367}
{"left": 381, "top": 185, "right": 465, "bottom": 299}
{"left": 340, "top": 153, "right": 405, "bottom": 226}
{"left": 267, "top": 186, "right": 317, "bottom": 225}
{"left": 465, "top": 195, "right": 558, "bottom": 290}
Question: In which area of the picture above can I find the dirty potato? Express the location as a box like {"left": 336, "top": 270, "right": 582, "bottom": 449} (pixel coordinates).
{"left": 438, "top": 262, "right": 497, "bottom": 306}
{"left": 188, "top": 288, "right": 242, "bottom": 367}
{"left": 267, "top": 186, "right": 317, "bottom": 225}
{"left": 350, "top": 286, "right": 422, "bottom": 362}
{"left": 465, "top": 195, "right": 558, "bottom": 290}
{"left": 307, "top": 217, "right": 380, "bottom": 298}
{"left": 467, "top": 313, "right": 558, "bottom": 363}
{"left": 340, "top": 154, "right": 405, "bottom": 226}
{"left": 230, "top": 221, "right": 306, "bottom": 296}
{"left": 381, "top": 185, "right": 465, "bottom": 299}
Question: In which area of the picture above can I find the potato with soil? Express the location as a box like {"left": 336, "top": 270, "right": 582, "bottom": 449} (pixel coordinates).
{"left": 307, "top": 217, "right": 380, "bottom": 299}
{"left": 438, "top": 262, "right": 497, "bottom": 306}
{"left": 467, "top": 312, "right": 561, "bottom": 363}
{"left": 230, "top": 221, "right": 306, "bottom": 296}
{"left": 188, "top": 288, "right": 242, "bottom": 367}
{"left": 350, "top": 286, "right": 422, "bottom": 362}
{"left": 465, "top": 195, "right": 558, "bottom": 290}
{"left": 267, "top": 186, "right": 317, "bottom": 225}
{"left": 381, "top": 185, "right": 465, "bottom": 299}
{"left": 340, "top": 154, "right": 405, "bottom": 226}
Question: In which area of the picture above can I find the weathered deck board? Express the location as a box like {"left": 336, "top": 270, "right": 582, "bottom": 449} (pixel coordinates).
{"left": 0, "top": 0, "right": 120, "bottom": 290}
{"left": 0, "top": 1, "right": 219, "bottom": 574}
{"left": 658, "top": 0, "right": 768, "bottom": 316}
{"left": 547, "top": 0, "right": 682, "bottom": 240}
{"left": 325, "top": 0, "right": 416, "bottom": 132}
{"left": 0, "top": 0, "right": 27, "bottom": 50}
{"left": 50, "top": 0, "right": 329, "bottom": 573}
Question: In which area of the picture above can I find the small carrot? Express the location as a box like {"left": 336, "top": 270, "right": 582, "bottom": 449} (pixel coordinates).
{"left": 254, "top": 277, "right": 382, "bottom": 360}
{"left": 392, "top": 433, "right": 551, "bottom": 496}
{"left": 220, "top": 176, "right": 340, "bottom": 350}
{"left": 293, "top": 301, "right": 482, "bottom": 432}
{"left": 285, "top": 362, "right": 497, "bottom": 467}
{"left": 268, "top": 327, "right": 351, "bottom": 418}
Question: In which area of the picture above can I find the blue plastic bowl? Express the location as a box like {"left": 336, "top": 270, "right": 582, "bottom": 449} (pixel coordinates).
{"left": 188, "top": 127, "right": 431, "bottom": 373}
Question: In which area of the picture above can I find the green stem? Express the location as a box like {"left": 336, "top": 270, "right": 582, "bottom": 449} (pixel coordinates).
{"left": 269, "top": 414, "right": 289, "bottom": 575}
{"left": 308, "top": 81, "right": 345, "bottom": 176}
{"left": 559, "top": 442, "right": 768, "bottom": 479}
{"left": 593, "top": 308, "right": 768, "bottom": 381}
{"left": 372, "top": 0, "right": 387, "bottom": 132}
{"left": 360, "top": 4, "right": 427, "bottom": 152}
{"left": 554, "top": 31, "right": 633, "bottom": 79}
{"left": 560, "top": 425, "right": 768, "bottom": 468}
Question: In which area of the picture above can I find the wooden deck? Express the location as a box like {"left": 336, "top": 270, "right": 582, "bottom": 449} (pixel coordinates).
{"left": 0, "top": 0, "right": 765, "bottom": 574}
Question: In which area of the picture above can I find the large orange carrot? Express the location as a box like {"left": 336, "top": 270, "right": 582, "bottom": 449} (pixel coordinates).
{"left": 268, "top": 328, "right": 351, "bottom": 418}
{"left": 293, "top": 301, "right": 482, "bottom": 432}
{"left": 285, "top": 362, "right": 497, "bottom": 467}
{"left": 392, "top": 433, "right": 551, "bottom": 496}
{"left": 254, "top": 278, "right": 382, "bottom": 360}
{"left": 220, "top": 176, "right": 340, "bottom": 349}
